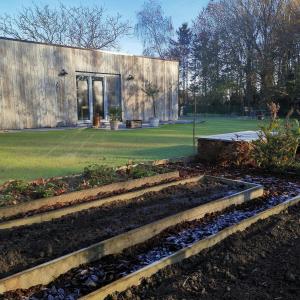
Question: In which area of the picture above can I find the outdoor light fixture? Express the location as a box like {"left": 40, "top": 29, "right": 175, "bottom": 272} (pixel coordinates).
{"left": 127, "top": 74, "right": 134, "bottom": 80}
{"left": 58, "top": 69, "right": 68, "bottom": 76}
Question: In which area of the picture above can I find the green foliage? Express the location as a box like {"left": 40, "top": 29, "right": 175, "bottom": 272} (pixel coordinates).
{"left": 0, "top": 163, "right": 166, "bottom": 206}
{"left": 0, "top": 180, "right": 30, "bottom": 206}
{"left": 125, "top": 164, "right": 159, "bottom": 179}
{"left": 31, "top": 183, "right": 58, "bottom": 198}
{"left": 252, "top": 117, "right": 300, "bottom": 169}
{"left": 0, "top": 194, "right": 15, "bottom": 207}
{"left": 4, "top": 180, "right": 29, "bottom": 193}
{"left": 109, "top": 106, "right": 122, "bottom": 121}
{"left": 0, "top": 179, "right": 68, "bottom": 206}
{"left": 83, "top": 164, "right": 118, "bottom": 186}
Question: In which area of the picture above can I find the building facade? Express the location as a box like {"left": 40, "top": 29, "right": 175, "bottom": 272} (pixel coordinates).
{"left": 0, "top": 38, "right": 179, "bottom": 129}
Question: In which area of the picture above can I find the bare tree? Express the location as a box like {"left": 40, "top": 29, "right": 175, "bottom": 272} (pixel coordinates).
{"left": 135, "top": 0, "right": 173, "bottom": 58}
{"left": 190, "top": 0, "right": 300, "bottom": 114}
{"left": 0, "top": 3, "right": 131, "bottom": 50}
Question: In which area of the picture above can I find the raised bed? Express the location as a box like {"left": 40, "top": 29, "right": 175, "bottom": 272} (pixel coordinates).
{"left": 0, "top": 176, "right": 262, "bottom": 293}
{"left": 80, "top": 193, "right": 300, "bottom": 300}
{"left": 0, "top": 174, "right": 201, "bottom": 230}
{"left": 197, "top": 131, "right": 258, "bottom": 165}
{"left": 0, "top": 171, "right": 180, "bottom": 220}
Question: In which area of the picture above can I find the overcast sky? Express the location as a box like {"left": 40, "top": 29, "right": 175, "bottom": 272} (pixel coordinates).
{"left": 0, "top": 0, "right": 209, "bottom": 54}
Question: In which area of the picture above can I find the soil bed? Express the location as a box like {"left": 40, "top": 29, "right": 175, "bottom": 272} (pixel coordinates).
{"left": 2, "top": 178, "right": 299, "bottom": 300}
{"left": 0, "top": 179, "right": 241, "bottom": 278}
{"left": 103, "top": 163, "right": 300, "bottom": 300}
{"left": 0, "top": 165, "right": 169, "bottom": 208}
{"left": 114, "top": 202, "right": 300, "bottom": 300}
{"left": 0, "top": 176, "right": 179, "bottom": 222}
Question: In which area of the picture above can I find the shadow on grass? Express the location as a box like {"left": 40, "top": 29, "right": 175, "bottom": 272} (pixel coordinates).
{"left": 129, "top": 145, "right": 195, "bottom": 160}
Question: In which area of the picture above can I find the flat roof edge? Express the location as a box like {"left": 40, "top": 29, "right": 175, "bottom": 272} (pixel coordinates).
{"left": 0, "top": 36, "right": 179, "bottom": 63}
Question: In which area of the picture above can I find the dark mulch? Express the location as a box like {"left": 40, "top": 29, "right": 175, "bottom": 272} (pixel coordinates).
{"left": 0, "top": 179, "right": 237, "bottom": 278}
{"left": 115, "top": 202, "right": 300, "bottom": 300}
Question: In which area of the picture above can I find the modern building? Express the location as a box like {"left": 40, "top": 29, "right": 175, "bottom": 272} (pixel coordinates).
{"left": 0, "top": 38, "right": 179, "bottom": 129}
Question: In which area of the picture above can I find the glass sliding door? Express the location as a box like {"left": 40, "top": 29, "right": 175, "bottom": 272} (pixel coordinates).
{"left": 106, "top": 75, "right": 121, "bottom": 111}
{"left": 76, "top": 75, "right": 90, "bottom": 121}
{"left": 92, "top": 77, "right": 104, "bottom": 118}
{"left": 76, "top": 73, "right": 121, "bottom": 123}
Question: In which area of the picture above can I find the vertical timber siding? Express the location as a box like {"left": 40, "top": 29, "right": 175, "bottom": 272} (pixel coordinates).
{"left": 0, "top": 38, "right": 179, "bottom": 129}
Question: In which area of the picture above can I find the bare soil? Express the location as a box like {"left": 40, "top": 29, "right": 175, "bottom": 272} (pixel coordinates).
{"left": 2, "top": 170, "right": 299, "bottom": 300}
{"left": 114, "top": 202, "right": 300, "bottom": 300}
{"left": 1, "top": 163, "right": 300, "bottom": 300}
{"left": 0, "top": 179, "right": 239, "bottom": 278}
{"left": 0, "top": 176, "right": 179, "bottom": 222}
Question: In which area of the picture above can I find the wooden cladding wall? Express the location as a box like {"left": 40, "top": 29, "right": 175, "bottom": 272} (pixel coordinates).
{"left": 0, "top": 39, "right": 179, "bottom": 129}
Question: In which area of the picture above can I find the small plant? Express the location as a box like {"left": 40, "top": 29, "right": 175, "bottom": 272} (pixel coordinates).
{"left": 31, "top": 184, "right": 56, "bottom": 198}
{"left": 126, "top": 164, "right": 158, "bottom": 179}
{"left": 0, "top": 194, "right": 16, "bottom": 206}
{"left": 109, "top": 106, "right": 122, "bottom": 121}
{"left": 30, "top": 180, "right": 68, "bottom": 199}
{"left": 252, "top": 102, "right": 300, "bottom": 169}
{"left": 4, "top": 180, "right": 29, "bottom": 194}
{"left": 83, "top": 164, "right": 118, "bottom": 187}
{"left": 141, "top": 81, "right": 160, "bottom": 118}
{"left": 0, "top": 179, "right": 68, "bottom": 206}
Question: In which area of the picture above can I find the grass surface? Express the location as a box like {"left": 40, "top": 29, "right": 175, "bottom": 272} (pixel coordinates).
{"left": 0, "top": 118, "right": 261, "bottom": 183}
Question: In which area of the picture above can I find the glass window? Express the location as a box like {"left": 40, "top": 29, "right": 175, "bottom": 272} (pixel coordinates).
{"left": 76, "top": 73, "right": 121, "bottom": 122}
{"left": 106, "top": 75, "right": 121, "bottom": 110}
{"left": 92, "top": 77, "right": 104, "bottom": 118}
{"left": 76, "top": 76, "right": 90, "bottom": 121}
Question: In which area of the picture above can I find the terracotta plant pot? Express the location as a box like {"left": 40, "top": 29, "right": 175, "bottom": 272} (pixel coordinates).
{"left": 149, "top": 117, "right": 159, "bottom": 127}
{"left": 93, "top": 115, "right": 101, "bottom": 128}
{"left": 110, "top": 120, "right": 119, "bottom": 130}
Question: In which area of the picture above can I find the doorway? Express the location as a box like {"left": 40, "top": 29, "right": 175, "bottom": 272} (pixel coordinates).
{"left": 76, "top": 73, "right": 121, "bottom": 123}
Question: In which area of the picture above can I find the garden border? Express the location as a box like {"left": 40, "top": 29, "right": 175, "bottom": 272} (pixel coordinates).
{"left": 0, "top": 176, "right": 262, "bottom": 293}
{"left": 0, "top": 171, "right": 180, "bottom": 220}
{"left": 0, "top": 174, "right": 198, "bottom": 230}
{"left": 80, "top": 193, "right": 300, "bottom": 300}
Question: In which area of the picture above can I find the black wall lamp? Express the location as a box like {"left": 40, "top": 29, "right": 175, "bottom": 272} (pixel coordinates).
{"left": 58, "top": 69, "right": 68, "bottom": 76}
{"left": 127, "top": 74, "right": 134, "bottom": 80}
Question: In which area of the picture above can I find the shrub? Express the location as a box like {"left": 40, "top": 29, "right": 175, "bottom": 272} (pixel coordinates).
{"left": 4, "top": 180, "right": 29, "bottom": 194}
{"left": 30, "top": 181, "right": 67, "bottom": 199}
{"left": 0, "top": 194, "right": 15, "bottom": 206}
{"left": 109, "top": 106, "right": 122, "bottom": 121}
{"left": 125, "top": 164, "right": 159, "bottom": 179}
{"left": 83, "top": 164, "right": 118, "bottom": 186}
{"left": 252, "top": 102, "right": 300, "bottom": 169}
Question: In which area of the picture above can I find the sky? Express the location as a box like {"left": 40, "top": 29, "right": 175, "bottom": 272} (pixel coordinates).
{"left": 0, "top": 0, "right": 209, "bottom": 55}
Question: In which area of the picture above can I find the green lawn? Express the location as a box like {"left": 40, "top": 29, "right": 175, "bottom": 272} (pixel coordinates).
{"left": 0, "top": 118, "right": 261, "bottom": 183}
